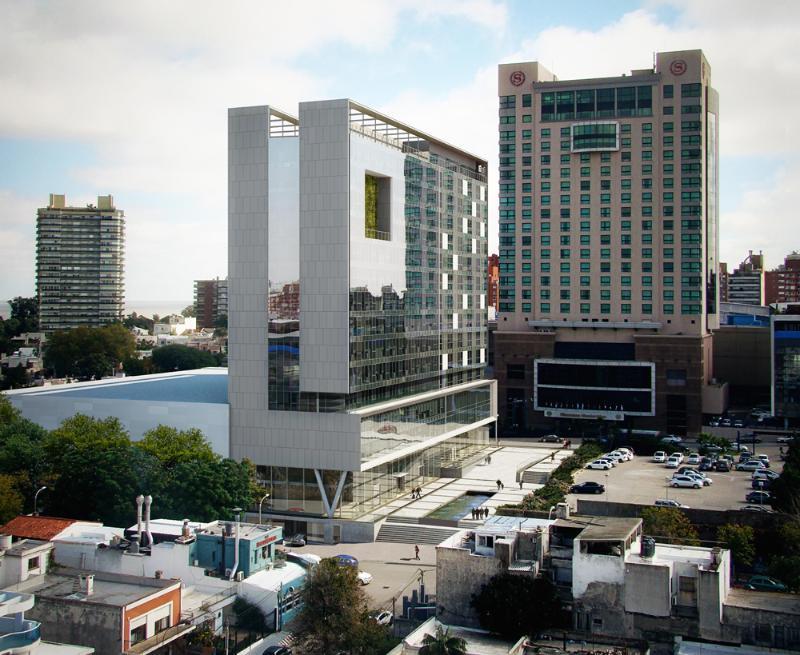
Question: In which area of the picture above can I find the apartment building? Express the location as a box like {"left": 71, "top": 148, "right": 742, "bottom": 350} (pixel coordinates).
{"left": 229, "top": 100, "right": 495, "bottom": 542}
{"left": 495, "top": 50, "right": 719, "bottom": 436}
{"left": 36, "top": 194, "right": 125, "bottom": 332}
{"left": 194, "top": 277, "right": 228, "bottom": 329}
{"left": 765, "top": 252, "right": 800, "bottom": 305}
{"left": 725, "top": 251, "right": 765, "bottom": 306}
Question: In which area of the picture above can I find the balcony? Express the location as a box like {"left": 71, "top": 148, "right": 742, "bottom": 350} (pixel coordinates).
{"left": 0, "top": 617, "right": 41, "bottom": 653}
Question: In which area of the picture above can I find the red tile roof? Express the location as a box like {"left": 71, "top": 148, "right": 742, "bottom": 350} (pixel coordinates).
{"left": 0, "top": 515, "right": 90, "bottom": 541}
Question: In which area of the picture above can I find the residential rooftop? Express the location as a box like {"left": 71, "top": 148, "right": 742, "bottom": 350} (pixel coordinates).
{"left": 1, "top": 515, "right": 95, "bottom": 542}
{"left": 12, "top": 568, "right": 178, "bottom": 607}
{"left": 555, "top": 515, "right": 642, "bottom": 541}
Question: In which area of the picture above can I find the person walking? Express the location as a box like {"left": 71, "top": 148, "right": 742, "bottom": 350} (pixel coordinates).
{"left": 496, "top": 479, "right": 501, "bottom": 491}
{"left": 551, "top": 451, "right": 556, "bottom": 462}
{"left": 519, "top": 479, "right": 524, "bottom": 490}
{"left": 414, "top": 544, "right": 420, "bottom": 560}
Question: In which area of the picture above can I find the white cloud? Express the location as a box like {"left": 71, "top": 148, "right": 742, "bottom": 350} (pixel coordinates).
{"left": 0, "top": 190, "right": 39, "bottom": 300}
{"left": 0, "top": 0, "right": 507, "bottom": 300}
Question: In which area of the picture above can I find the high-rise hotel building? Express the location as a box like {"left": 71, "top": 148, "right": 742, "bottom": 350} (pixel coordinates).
{"left": 495, "top": 50, "right": 719, "bottom": 435}
{"left": 229, "top": 100, "right": 495, "bottom": 541}
{"left": 37, "top": 194, "right": 125, "bottom": 332}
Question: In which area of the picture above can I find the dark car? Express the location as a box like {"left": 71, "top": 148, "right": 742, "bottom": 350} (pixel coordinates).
{"left": 745, "top": 575, "right": 787, "bottom": 592}
{"left": 698, "top": 457, "right": 714, "bottom": 471}
{"left": 539, "top": 434, "right": 561, "bottom": 443}
{"left": 264, "top": 647, "right": 292, "bottom": 655}
{"left": 569, "top": 481, "right": 605, "bottom": 494}
{"left": 751, "top": 478, "right": 771, "bottom": 490}
{"left": 334, "top": 554, "right": 359, "bottom": 567}
{"left": 713, "top": 459, "right": 730, "bottom": 472}
{"left": 284, "top": 534, "right": 306, "bottom": 547}
{"left": 745, "top": 490, "right": 771, "bottom": 504}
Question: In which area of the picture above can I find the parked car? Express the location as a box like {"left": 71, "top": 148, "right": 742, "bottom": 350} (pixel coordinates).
{"left": 709, "top": 418, "right": 721, "bottom": 427}
{"left": 733, "top": 420, "right": 745, "bottom": 428}
{"left": 671, "top": 474, "right": 702, "bottom": 489}
{"left": 721, "top": 418, "right": 732, "bottom": 427}
{"left": 731, "top": 443, "right": 750, "bottom": 452}
{"left": 662, "top": 435, "right": 683, "bottom": 445}
{"left": 745, "top": 490, "right": 771, "bottom": 504}
{"left": 776, "top": 435, "right": 795, "bottom": 444}
{"left": 371, "top": 610, "right": 394, "bottom": 626}
{"left": 655, "top": 499, "right": 689, "bottom": 508}
{"left": 596, "top": 458, "right": 616, "bottom": 468}
{"left": 687, "top": 471, "right": 713, "bottom": 486}
{"left": 745, "top": 575, "right": 787, "bottom": 592}
{"left": 686, "top": 453, "right": 701, "bottom": 465}
{"left": 570, "top": 481, "right": 605, "bottom": 494}
{"left": 285, "top": 534, "right": 306, "bottom": 547}
{"left": 618, "top": 447, "right": 635, "bottom": 458}
{"left": 753, "top": 469, "right": 780, "bottom": 482}
{"left": 665, "top": 456, "right": 681, "bottom": 469}
{"left": 737, "top": 460, "right": 766, "bottom": 472}
{"left": 264, "top": 647, "right": 292, "bottom": 655}
{"left": 540, "top": 434, "right": 561, "bottom": 443}
{"left": 698, "top": 457, "right": 714, "bottom": 471}
{"left": 741, "top": 505, "right": 773, "bottom": 513}
{"left": 587, "top": 459, "right": 613, "bottom": 470}
{"left": 357, "top": 571, "right": 373, "bottom": 585}
{"left": 652, "top": 451, "right": 667, "bottom": 463}
{"left": 751, "top": 478, "right": 771, "bottom": 490}
{"left": 604, "top": 452, "right": 626, "bottom": 464}
{"left": 713, "top": 459, "right": 731, "bottom": 472}
{"left": 334, "top": 554, "right": 359, "bottom": 567}
{"left": 671, "top": 452, "right": 685, "bottom": 463}
{"left": 738, "top": 452, "right": 751, "bottom": 463}
{"left": 756, "top": 454, "right": 770, "bottom": 468}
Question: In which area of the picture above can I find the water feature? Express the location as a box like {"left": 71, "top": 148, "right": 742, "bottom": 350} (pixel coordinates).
{"left": 426, "top": 492, "right": 493, "bottom": 521}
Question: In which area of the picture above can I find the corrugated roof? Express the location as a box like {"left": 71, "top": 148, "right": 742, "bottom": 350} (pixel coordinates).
{"left": 1, "top": 515, "right": 90, "bottom": 541}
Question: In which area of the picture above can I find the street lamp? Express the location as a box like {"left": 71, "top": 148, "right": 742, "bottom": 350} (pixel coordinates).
{"left": 258, "top": 492, "right": 270, "bottom": 525}
{"left": 34, "top": 486, "right": 47, "bottom": 516}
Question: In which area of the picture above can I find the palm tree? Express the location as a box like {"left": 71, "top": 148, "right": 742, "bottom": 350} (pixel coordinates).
{"left": 419, "top": 624, "right": 468, "bottom": 655}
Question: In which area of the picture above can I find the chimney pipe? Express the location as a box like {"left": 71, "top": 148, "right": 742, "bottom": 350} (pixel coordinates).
{"left": 144, "top": 495, "right": 153, "bottom": 548}
{"left": 136, "top": 495, "right": 144, "bottom": 546}
{"left": 182, "top": 519, "right": 191, "bottom": 540}
{"left": 229, "top": 508, "right": 242, "bottom": 581}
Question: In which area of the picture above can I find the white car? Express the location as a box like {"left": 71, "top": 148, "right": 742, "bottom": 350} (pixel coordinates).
{"left": 610, "top": 450, "right": 631, "bottom": 462}
{"left": 371, "top": 610, "right": 393, "bottom": 626}
{"left": 776, "top": 435, "right": 795, "bottom": 444}
{"left": 596, "top": 457, "right": 617, "bottom": 468}
{"left": 587, "top": 459, "right": 613, "bottom": 470}
{"left": 684, "top": 470, "right": 712, "bottom": 486}
{"left": 604, "top": 452, "right": 625, "bottom": 463}
{"left": 357, "top": 571, "right": 373, "bottom": 586}
{"left": 686, "top": 453, "right": 701, "bottom": 465}
{"left": 756, "top": 454, "right": 770, "bottom": 467}
{"left": 670, "top": 452, "right": 684, "bottom": 463}
{"left": 671, "top": 474, "right": 702, "bottom": 489}
{"left": 662, "top": 435, "right": 683, "bottom": 445}
{"left": 652, "top": 451, "right": 667, "bottom": 463}
{"left": 618, "top": 447, "right": 635, "bottom": 459}
{"left": 666, "top": 456, "right": 681, "bottom": 468}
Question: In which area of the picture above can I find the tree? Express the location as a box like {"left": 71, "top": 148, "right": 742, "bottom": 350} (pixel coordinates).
{"left": 0, "top": 474, "right": 24, "bottom": 523}
{"left": 770, "top": 440, "right": 800, "bottom": 515}
{"left": 471, "top": 573, "right": 562, "bottom": 640}
{"left": 293, "top": 558, "right": 376, "bottom": 655}
{"left": 0, "top": 366, "right": 30, "bottom": 390}
{"left": 232, "top": 597, "right": 269, "bottom": 635}
{"left": 214, "top": 314, "right": 228, "bottom": 329}
{"left": 136, "top": 426, "right": 217, "bottom": 468}
{"left": 151, "top": 344, "right": 217, "bottom": 372}
{"left": 419, "top": 625, "right": 467, "bottom": 655}
{"left": 47, "top": 445, "right": 164, "bottom": 526}
{"left": 44, "top": 414, "right": 131, "bottom": 471}
{"left": 8, "top": 297, "right": 39, "bottom": 332}
{"left": 181, "top": 305, "right": 196, "bottom": 318}
{"left": 718, "top": 523, "right": 755, "bottom": 570}
{"left": 123, "top": 313, "right": 154, "bottom": 332}
{"left": 0, "top": 394, "right": 21, "bottom": 426}
{"left": 641, "top": 507, "right": 699, "bottom": 545}
{"left": 44, "top": 324, "right": 135, "bottom": 378}
{"left": 159, "top": 458, "right": 255, "bottom": 522}
{"left": 767, "top": 519, "right": 800, "bottom": 591}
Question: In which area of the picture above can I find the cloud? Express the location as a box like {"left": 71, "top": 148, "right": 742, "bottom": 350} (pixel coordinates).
{"left": 0, "top": 190, "right": 39, "bottom": 299}
{"left": 0, "top": 0, "right": 507, "bottom": 300}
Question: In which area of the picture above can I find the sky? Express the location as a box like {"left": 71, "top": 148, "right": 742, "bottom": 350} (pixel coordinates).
{"left": 1, "top": 0, "right": 799, "bottom": 304}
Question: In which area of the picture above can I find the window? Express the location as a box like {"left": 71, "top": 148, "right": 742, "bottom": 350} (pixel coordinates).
{"left": 28, "top": 556, "right": 40, "bottom": 571}
{"left": 499, "top": 95, "right": 516, "bottom": 109}
{"left": 522, "top": 114, "right": 532, "bottom": 123}
{"left": 522, "top": 93, "right": 532, "bottom": 107}
{"left": 499, "top": 115, "right": 515, "bottom": 124}
{"left": 130, "top": 625, "right": 148, "bottom": 645}
{"left": 663, "top": 85, "right": 674, "bottom": 99}
{"left": 154, "top": 616, "right": 171, "bottom": 633}
{"left": 681, "top": 83, "right": 702, "bottom": 97}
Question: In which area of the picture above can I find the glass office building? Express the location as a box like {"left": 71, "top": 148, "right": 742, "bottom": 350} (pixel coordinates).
{"left": 229, "top": 101, "right": 495, "bottom": 538}
{"left": 772, "top": 316, "right": 800, "bottom": 421}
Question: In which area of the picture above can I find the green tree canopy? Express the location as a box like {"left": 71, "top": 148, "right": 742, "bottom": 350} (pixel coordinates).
{"left": 0, "top": 474, "right": 24, "bottom": 524}
{"left": 471, "top": 572, "right": 562, "bottom": 640}
{"left": 641, "top": 507, "right": 699, "bottom": 545}
{"left": 182, "top": 305, "right": 196, "bottom": 318}
{"left": 151, "top": 344, "right": 217, "bottom": 372}
{"left": 44, "top": 324, "right": 136, "bottom": 378}
{"left": 293, "top": 557, "right": 390, "bottom": 655}
{"left": 44, "top": 414, "right": 131, "bottom": 468}
{"left": 770, "top": 440, "right": 800, "bottom": 515}
{"left": 123, "top": 312, "right": 155, "bottom": 332}
{"left": 136, "top": 426, "right": 217, "bottom": 468}
{"left": 419, "top": 625, "right": 467, "bottom": 655}
{"left": 718, "top": 523, "right": 755, "bottom": 569}
{"left": 0, "top": 394, "right": 21, "bottom": 426}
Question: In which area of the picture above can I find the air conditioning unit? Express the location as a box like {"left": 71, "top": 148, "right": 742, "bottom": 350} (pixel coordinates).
{"left": 235, "top": 571, "right": 244, "bottom": 582}
{"left": 193, "top": 560, "right": 200, "bottom": 567}
{"left": 225, "top": 568, "right": 232, "bottom": 578}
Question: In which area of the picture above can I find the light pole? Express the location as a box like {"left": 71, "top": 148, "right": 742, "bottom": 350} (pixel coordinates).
{"left": 34, "top": 486, "right": 47, "bottom": 516}
{"left": 258, "top": 492, "right": 270, "bottom": 525}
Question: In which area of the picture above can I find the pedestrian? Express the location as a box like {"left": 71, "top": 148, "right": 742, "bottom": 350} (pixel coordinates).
{"left": 496, "top": 479, "right": 501, "bottom": 491}
{"left": 551, "top": 451, "right": 555, "bottom": 462}
{"left": 471, "top": 508, "right": 475, "bottom": 520}
{"left": 488, "top": 455, "right": 492, "bottom": 465}
{"left": 501, "top": 482, "right": 504, "bottom": 490}
{"left": 414, "top": 544, "right": 420, "bottom": 560}
{"left": 519, "top": 479, "right": 524, "bottom": 490}
{"left": 484, "top": 508, "right": 489, "bottom": 519}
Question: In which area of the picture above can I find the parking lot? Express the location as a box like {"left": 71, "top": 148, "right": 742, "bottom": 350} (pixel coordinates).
{"left": 569, "top": 441, "right": 785, "bottom": 510}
